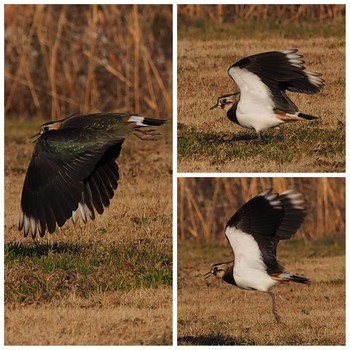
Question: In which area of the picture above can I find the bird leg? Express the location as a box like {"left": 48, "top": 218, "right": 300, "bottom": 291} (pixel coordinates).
{"left": 134, "top": 128, "right": 161, "bottom": 141}
{"left": 267, "top": 291, "right": 282, "bottom": 323}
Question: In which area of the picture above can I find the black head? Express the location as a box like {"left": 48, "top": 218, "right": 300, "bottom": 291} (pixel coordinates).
{"left": 210, "top": 91, "right": 240, "bottom": 112}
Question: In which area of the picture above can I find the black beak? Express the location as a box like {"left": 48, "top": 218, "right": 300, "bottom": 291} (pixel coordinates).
{"left": 210, "top": 103, "right": 219, "bottom": 110}
{"left": 204, "top": 271, "right": 213, "bottom": 279}
{"left": 30, "top": 132, "right": 41, "bottom": 143}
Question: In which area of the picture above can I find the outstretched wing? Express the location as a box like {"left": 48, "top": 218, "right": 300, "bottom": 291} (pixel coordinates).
{"left": 228, "top": 50, "right": 324, "bottom": 114}
{"left": 225, "top": 189, "right": 306, "bottom": 274}
{"left": 19, "top": 128, "right": 124, "bottom": 238}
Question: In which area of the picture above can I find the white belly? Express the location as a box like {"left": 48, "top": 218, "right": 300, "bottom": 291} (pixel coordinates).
{"left": 236, "top": 108, "right": 283, "bottom": 132}
{"left": 234, "top": 268, "right": 280, "bottom": 292}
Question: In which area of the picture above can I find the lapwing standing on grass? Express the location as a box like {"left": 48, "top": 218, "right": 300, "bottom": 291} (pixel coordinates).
{"left": 19, "top": 113, "right": 166, "bottom": 238}
{"left": 210, "top": 50, "right": 324, "bottom": 139}
{"left": 204, "top": 189, "right": 310, "bottom": 323}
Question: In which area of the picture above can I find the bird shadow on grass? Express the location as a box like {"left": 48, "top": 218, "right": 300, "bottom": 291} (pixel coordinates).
{"left": 178, "top": 334, "right": 253, "bottom": 345}
{"left": 5, "top": 241, "right": 83, "bottom": 258}
{"left": 177, "top": 124, "right": 286, "bottom": 157}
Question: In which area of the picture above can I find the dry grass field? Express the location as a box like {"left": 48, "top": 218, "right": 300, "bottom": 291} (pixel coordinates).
{"left": 177, "top": 177, "right": 345, "bottom": 345}
{"left": 178, "top": 241, "right": 345, "bottom": 345}
{"left": 177, "top": 16, "right": 345, "bottom": 172}
{"left": 4, "top": 118, "right": 172, "bottom": 345}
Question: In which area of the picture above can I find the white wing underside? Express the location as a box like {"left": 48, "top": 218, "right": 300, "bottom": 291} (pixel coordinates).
{"left": 228, "top": 66, "right": 283, "bottom": 132}
{"left": 225, "top": 226, "right": 279, "bottom": 291}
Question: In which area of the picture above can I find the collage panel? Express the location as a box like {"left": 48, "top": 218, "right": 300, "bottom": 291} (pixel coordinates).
{"left": 4, "top": 4, "right": 172, "bottom": 346}
{"left": 177, "top": 4, "right": 345, "bottom": 173}
{"left": 177, "top": 177, "right": 345, "bottom": 345}
{"left": 2, "top": 3, "right": 348, "bottom": 348}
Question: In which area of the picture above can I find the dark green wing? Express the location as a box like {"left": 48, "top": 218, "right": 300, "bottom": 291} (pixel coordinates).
{"left": 19, "top": 128, "right": 124, "bottom": 238}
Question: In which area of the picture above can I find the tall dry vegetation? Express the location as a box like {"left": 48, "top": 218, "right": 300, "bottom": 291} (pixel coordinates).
{"left": 179, "top": 4, "right": 345, "bottom": 24}
{"left": 178, "top": 178, "right": 345, "bottom": 242}
{"left": 5, "top": 4, "right": 172, "bottom": 120}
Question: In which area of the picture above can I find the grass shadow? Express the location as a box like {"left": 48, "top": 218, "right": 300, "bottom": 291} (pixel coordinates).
{"left": 178, "top": 334, "right": 253, "bottom": 345}
{"left": 5, "top": 241, "right": 83, "bottom": 258}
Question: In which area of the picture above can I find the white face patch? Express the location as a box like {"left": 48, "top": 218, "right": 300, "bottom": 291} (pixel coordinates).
{"left": 128, "top": 115, "right": 147, "bottom": 126}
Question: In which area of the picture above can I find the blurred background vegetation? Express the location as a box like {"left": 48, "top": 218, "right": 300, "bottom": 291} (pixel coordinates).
{"left": 5, "top": 4, "right": 172, "bottom": 120}
{"left": 178, "top": 178, "right": 345, "bottom": 242}
{"left": 178, "top": 4, "right": 345, "bottom": 39}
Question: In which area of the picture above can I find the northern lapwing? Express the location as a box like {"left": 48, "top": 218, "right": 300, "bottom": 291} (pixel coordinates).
{"left": 19, "top": 113, "right": 166, "bottom": 238}
{"left": 210, "top": 50, "right": 324, "bottom": 139}
{"left": 204, "top": 189, "right": 310, "bottom": 323}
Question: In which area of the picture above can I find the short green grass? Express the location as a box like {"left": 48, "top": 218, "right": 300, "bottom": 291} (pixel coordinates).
{"left": 178, "top": 122, "right": 345, "bottom": 171}
{"left": 5, "top": 240, "right": 172, "bottom": 303}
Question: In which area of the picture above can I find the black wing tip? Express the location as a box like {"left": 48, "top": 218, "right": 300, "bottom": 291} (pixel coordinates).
{"left": 225, "top": 189, "right": 306, "bottom": 229}
{"left": 128, "top": 115, "right": 167, "bottom": 127}
{"left": 298, "top": 112, "right": 320, "bottom": 120}
{"left": 290, "top": 275, "right": 311, "bottom": 284}
{"left": 142, "top": 117, "right": 167, "bottom": 126}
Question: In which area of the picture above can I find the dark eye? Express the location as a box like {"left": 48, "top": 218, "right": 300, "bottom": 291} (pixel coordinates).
{"left": 43, "top": 126, "right": 49, "bottom": 132}
{"left": 222, "top": 99, "right": 227, "bottom": 104}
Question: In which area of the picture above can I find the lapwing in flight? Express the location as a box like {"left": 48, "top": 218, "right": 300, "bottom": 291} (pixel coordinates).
{"left": 210, "top": 50, "right": 324, "bottom": 139}
{"left": 204, "top": 189, "right": 310, "bottom": 322}
{"left": 19, "top": 113, "right": 166, "bottom": 238}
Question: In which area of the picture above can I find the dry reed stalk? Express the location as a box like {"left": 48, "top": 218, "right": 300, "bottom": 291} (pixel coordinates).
{"left": 84, "top": 5, "right": 97, "bottom": 113}
{"left": 49, "top": 7, "right": 66, "bottom": 119}
{"left": 206, "top": 179, "right": 221, "bottom": 236}
{"left": 178, "top": 178, "right": 185, "bottom": 241}
{"left": 142, "top": 49, "right": 158, "bottom": 114}
{"left": 179, "top": 4, "right": 345, "bottom": 23}
{"left": 5, "top": 6, "right": 39, "bottom": 114}
{"left": 217, "top": 5, "right": 223, "bottom": 23}
{"left": 141, "top": 45, "right": 172, "bottom": 115}
{"left": 83, "top": 51, "right": 132, "bottom": 87}
{"left": 23, "top": 65, "right": 41, "bottom": 110}
{"left": 186, "top": 184, "right": 199, "bottom": 241}
{"left": 125, "top": 33, "right": 131, "bottom": 110}
{"left": 5, "top": 72, "right": 79, "bottom": 107}
{"left": 6, "top": 5, "right": 171, "bottom": 119}
{"left": 133, "top": 5, "right": 140, "bottom": 113}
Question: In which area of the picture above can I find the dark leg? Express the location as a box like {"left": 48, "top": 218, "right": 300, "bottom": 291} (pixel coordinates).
{"left": 134, "top": 128, "right": 161, "bottom": 140}
{"left": 256, "top": 131, "right": 261, "bottom": 141}
{"left": 267, "top": 291, "right": 282, "bottom": 323}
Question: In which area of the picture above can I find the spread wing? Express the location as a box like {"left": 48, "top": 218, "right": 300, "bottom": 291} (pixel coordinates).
{"left": 19, "top": 128, "right": 124, "bottom": 237}
{"left": 228, "top": 50, "right": 324, "bottom": 114}
{"left": 225, "top": 189, "right": 306, "bottom": 274}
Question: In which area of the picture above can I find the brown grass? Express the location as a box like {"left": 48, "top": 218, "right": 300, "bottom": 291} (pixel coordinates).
{"left": 178, "top": 242, "right": 345, "bottom": 345}
{"left": 177, "top": 178, "right": 345, "bottom": 242}
{"left": 5, "top": 289, "right": 171, "bottom": 345}
{"left": 4, "top": 117, "right": 172, "bottom": 345}
{"left": 177, "top": 34, "right": 345, "bottom": 172}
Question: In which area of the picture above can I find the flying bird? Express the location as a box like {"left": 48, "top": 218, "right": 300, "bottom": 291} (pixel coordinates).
{"left": 204, "top": 189, "right": 310, "bottom": 322}
{"left": 210, "top": 50, "right": 324, "bottom": 139}
{"left": 19, "top": 112, "right": 166, "bottom": 238}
